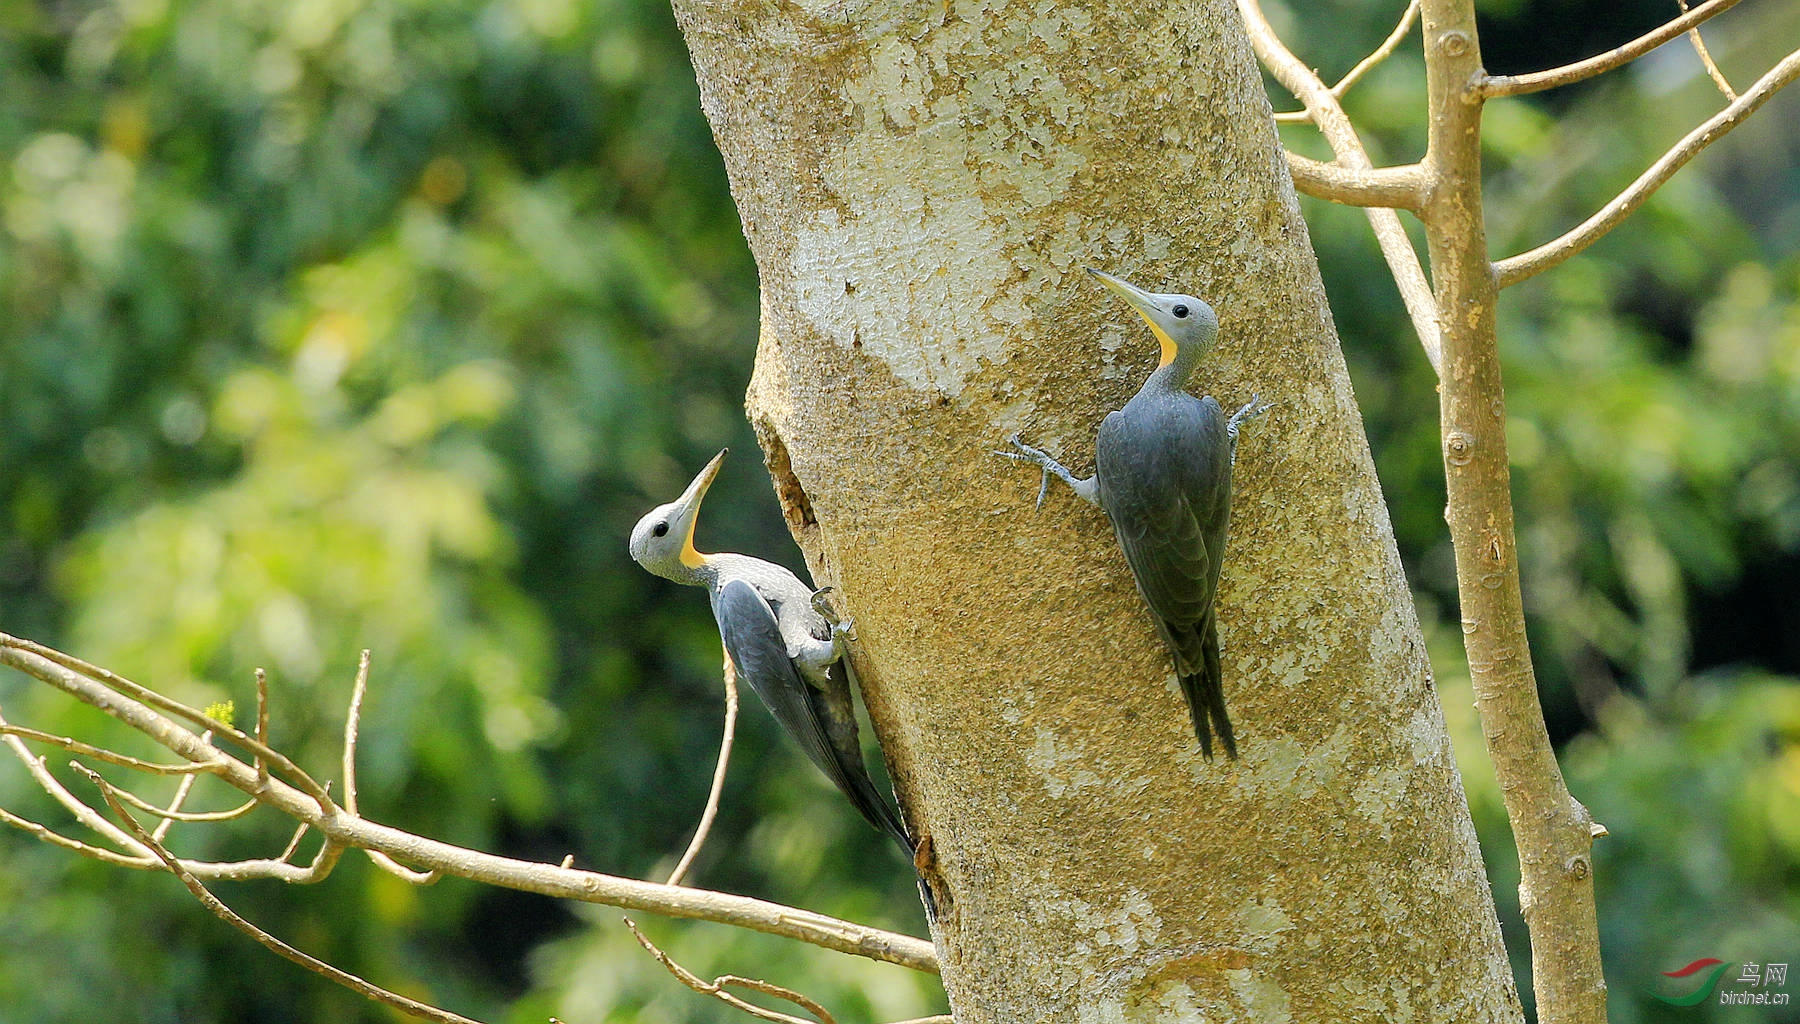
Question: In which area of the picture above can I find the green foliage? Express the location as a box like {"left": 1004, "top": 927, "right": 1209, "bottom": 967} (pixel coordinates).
{"left": 1, "top": 0, "right": 1797, "bottom": 1020}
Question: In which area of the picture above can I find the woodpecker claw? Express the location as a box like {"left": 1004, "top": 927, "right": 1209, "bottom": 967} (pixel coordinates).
{"left": 995, "top": 435, "right": 1057, "bottom": 510}
{"left": 1227, "top": 393, "right": 1273, "bottom": 439}
{"left": 811, "top": 587, "right": 858, "bottom": 641}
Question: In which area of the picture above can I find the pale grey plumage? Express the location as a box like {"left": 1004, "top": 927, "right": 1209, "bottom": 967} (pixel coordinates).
{"left": 1002, "top": 268, "right": 1266, "bottom": 760}
{"left": 628, "top": 450, "right": 911, "bottom": 851}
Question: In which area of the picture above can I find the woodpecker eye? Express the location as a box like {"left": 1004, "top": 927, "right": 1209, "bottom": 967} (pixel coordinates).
{"left": 1172, "top": 304, "right": 1190, "bottom": 319}
{"left": 652, "top": 521, "right": 669, "bottom": 537}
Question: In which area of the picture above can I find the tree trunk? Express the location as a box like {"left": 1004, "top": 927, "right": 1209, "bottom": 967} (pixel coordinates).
{"left": 670, "top": 2, "right": 1523, "bottom": 1020}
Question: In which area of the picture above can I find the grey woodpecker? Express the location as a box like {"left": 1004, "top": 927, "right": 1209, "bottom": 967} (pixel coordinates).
{"left": 628, "top": 450, "right": 913, "bottom": 854}
{"left": 1001, "top": 268, "right": 1267, "bottom": 760}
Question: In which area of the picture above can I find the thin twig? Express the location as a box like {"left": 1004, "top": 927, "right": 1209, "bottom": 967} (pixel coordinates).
{"left": 1239, "top": 0, "right": 1443, "bottom": 373}
{"left": 1483, "top": 0, "right": 1744, "bottom": 97}
{"left": 1272, "top": 0, "right": 1419, "bottom": 123}
{"left": 626, "top": 917, "right": 836, "bottom": 1024}
{"left": 1677, "top": 0, "right": 1737, "bottom": 100}
{"left": 625, "top": 919, "right": 954, "bottom": 1024}
{"left": 0, "top": 638, "right": 940, "bottom": 973}
{"left": 152, "top": 765, "right": 203, "bottom": 842}
{"left": 154, "top": 728, "right": 221, "bottom": 843}
{"left": 254, "top": 669, "right": 270, "bottom": 795}
{"left": 342, "top": 651, "right": 371, "bottom": 816}
{"left": 1496, "top": 46, "right": 1800, "bottom": 287}
{"left": 0, "top": 634, "right": 336, "bottom": 812}
{"left": 0, "top": 803, "right": 158, "bottom": 866}
{"left": 667, "top": 649, "right": 740, "bottom": 887}
{"left": 1, "top": 707, "right": 147, "bottom": 856}
{"left": 343, "top": 650, "right": 440, "bottom": 884}
{"left": 111, "top": 783, "right": 256, "bottom": 823}
{"left": 0, "top": 724, "right": 216, "bottom": 775}
{"left": 77, "top": 764, "right": 485, "bottom": 1024}
{"left": 0, "top": 784, "right": 340, "bottom": 879}
{"left": 276, "top": 820, "right": 311, "bottom": 862}
{"left": 1335, "top": 0, "right": 1420, "bottom": 99}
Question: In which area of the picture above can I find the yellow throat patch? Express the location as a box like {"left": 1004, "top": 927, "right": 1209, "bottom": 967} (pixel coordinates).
{"left": 679, "top": 517, "right": 708, "bottom": 568}
{"left": 1138, "top": 312, "right": 1178, "bottom": 367}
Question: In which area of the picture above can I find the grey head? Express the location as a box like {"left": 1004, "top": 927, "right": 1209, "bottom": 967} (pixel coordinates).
{"left": 1086, "top": 267, "right": 1219, "bottom": 373}
{"left": 629, "top": 448, "right": 726, "bottom": 584}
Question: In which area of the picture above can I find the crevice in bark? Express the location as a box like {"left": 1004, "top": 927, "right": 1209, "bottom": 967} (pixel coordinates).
{"left": 752, "top": 414, "right": 818, "bottom": 538}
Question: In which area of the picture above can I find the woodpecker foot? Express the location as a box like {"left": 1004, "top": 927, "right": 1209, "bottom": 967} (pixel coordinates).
{"left": 996, "top": 435, "right": 1101, "bottom": 508}
{"left": 1227, "top": 394, "right": 1273, "bottom": 440}
{"left": 994, "top": 435, "right": 1056, "bottom": 510}
{"left": 811, "top": 587, "right": 857, "bottom": 641}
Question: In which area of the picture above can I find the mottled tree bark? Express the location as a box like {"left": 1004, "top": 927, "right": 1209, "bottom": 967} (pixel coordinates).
{"left": 670, "top": 2, "right": 1523, "bottom": 1020}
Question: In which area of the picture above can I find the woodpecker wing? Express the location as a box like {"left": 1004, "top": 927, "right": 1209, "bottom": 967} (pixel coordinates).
{"left": 714, "top": 579, "right": 910, "bottom": 847}
{"left": 1096, "top": 392, "right": 1238, "bottom": 757}
{"left": 1096, "top": 393, "right": 1234, "bottom": 638}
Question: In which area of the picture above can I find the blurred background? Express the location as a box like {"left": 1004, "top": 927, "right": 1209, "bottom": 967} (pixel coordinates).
{"left": 0, "top": 0, "right": 1795, "bottom": 1020}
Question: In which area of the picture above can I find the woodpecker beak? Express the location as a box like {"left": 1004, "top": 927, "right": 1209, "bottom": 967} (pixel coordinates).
{"left": 668, "top": 448, "right": 727, "bottom": 568}
{"left": 676, "top": 448, "right": 728, "bottom": 512}
{"left": 1085, "top": 267, "right": 1160, "bottom": 315}
{"left": 1086, "top": 267, "right": 1178, "bottom": 366}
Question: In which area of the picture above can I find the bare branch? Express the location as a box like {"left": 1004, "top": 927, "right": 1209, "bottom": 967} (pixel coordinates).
{"left": 0, "top": 723, "right": 215, "bottom": 775}
{"left": 0, "top": 636, "right": 940, "bottom": 973}
{"left": 1285, "top": 154, "right": 1429, "bottom": 211}
{"left": 1418, "top": 0, "right": 1615, "bottom": 1018}
{"left": 0, "top": 803, "right": 159, "bottom": 866}
{"left": 1239, "top": 0, "right": 1444, "bottom": 373}
{"left": 1270, "top": 0, "right": 1419, "bottom": 123}
{"left": 1482, "top": 0, "right": 1744, "bottom": 97}
{"left": 3, "top": 653, "right": 345, "bottom": 879}
{"left": 1677, "top": 0, "right": 1738, "bottom": 100}
{"left": 254, "top": 668, "right": 270, "bottom": 794}
{"left": 3, "top": 700, "right": 346, "bottom": 882}
{"left": 1334, "top": 0, "right": 1421, "bottom": 99}
{"left": 0, "top": 633, "right": 336, "bottom": 812}
{"left": 343, "top": 650, "right": 441, "bottom": 885}
{"left": 152, "top": 762, "right": 203, "bottom": 842}
{"left": 276, "top": 820, "right": 311, "bottom": 862}
{"left": 78, "top": 764, "right": 486, "bottom": 1024}
{"left": 110, "top": 782, "right": 257, "bottom": 823}
{"left": 626, "top": 917, "right": 836, "bottom": 1024}
{"left": 342, "top": 651, "right": 372, "bottom": 816}
{"left": 0, "top": 751, "right": 340, "bottom": 880}
{"left": 1496, "top": 46, "right": 1800, "bottom": 287}
{"left": 625, "top": 917, "right": 954, "bottom": 1024}
{"left": 2, "top": 706, "right": 148, "bottom": 856}
{"left": 667, "top": 648, "right": 740, "bottom": 887}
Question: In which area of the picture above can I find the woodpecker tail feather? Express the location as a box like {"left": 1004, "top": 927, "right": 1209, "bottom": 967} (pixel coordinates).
{"left": 1202, "top": 615, "right": 1237, "bottom": 759}
{"left": 1178, "top": 616, "right": 1237, "bottom": 760}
